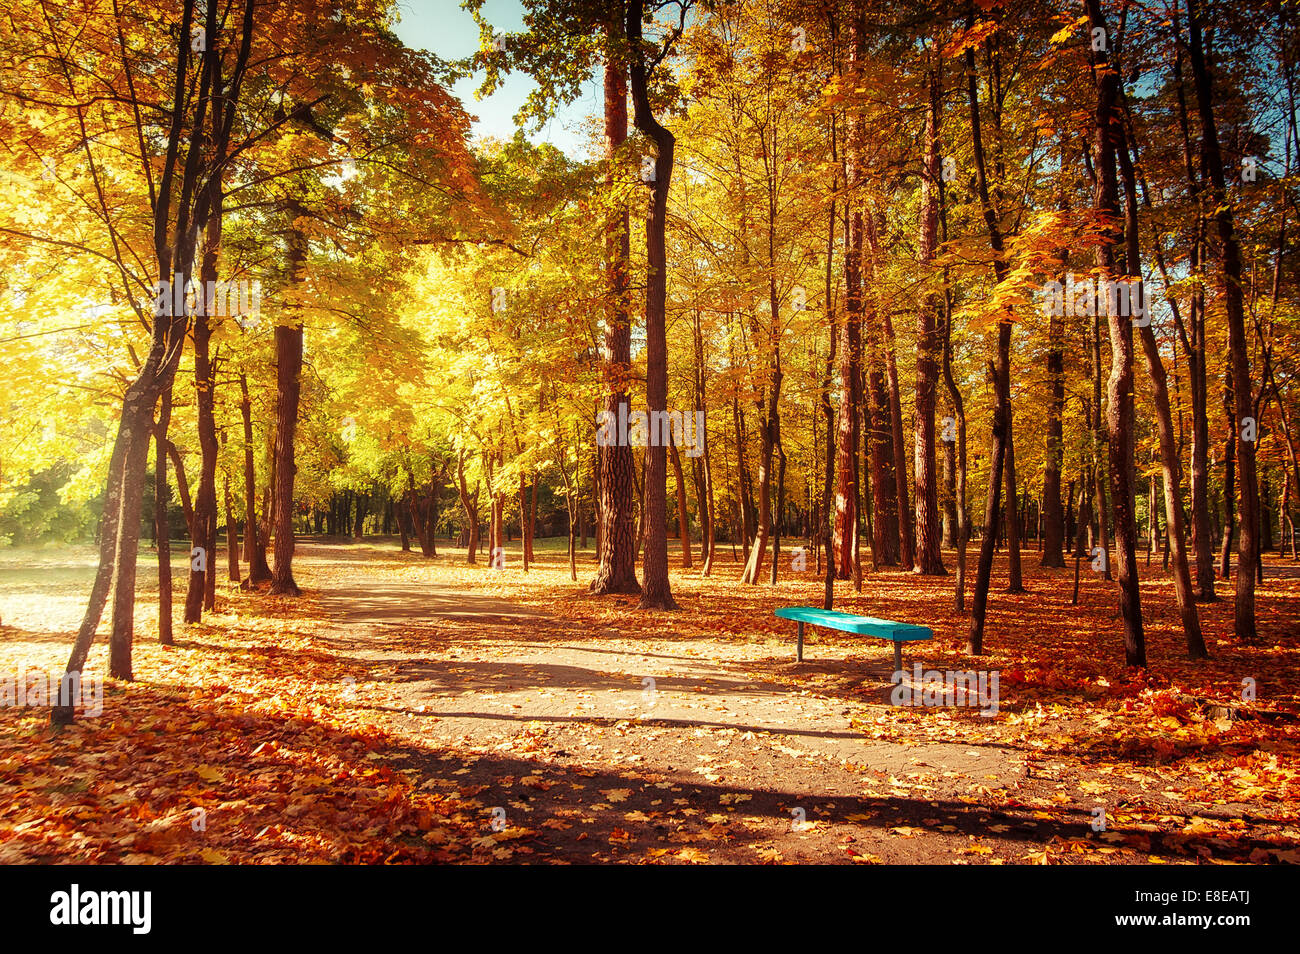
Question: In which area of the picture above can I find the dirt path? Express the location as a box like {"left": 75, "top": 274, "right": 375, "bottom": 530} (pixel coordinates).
{"left": 299, "top": 560, "right": 1054, "bottom": 864}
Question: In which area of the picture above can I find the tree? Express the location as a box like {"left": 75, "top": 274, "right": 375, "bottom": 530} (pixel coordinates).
{"left": 626, "top": 0, "right": 688, "bottom": 610}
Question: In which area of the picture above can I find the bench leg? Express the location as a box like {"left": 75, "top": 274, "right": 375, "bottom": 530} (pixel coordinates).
{"left": 893, "top": 640, "right": 902, "bottom": 675}
{"left": 797, "top": 621, "right": 804, "bottom": 662}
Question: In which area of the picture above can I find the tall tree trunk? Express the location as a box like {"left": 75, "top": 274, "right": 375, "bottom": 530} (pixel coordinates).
{"left": 425, "top": 480, "right": 438, "bottom": 558}
{"left": 1218, "top": 375, "right": 1237, "bottom": 579}
{"left": 456, "top": 452, "right": 480, "bottom": 564}
{"left": 1116, "top": 114, "right": 1208, "bottom": 657}
{"left": 937, "top": 140, "right": 969, "bottom": 611}
{"left": 1188, "top": 0, "right": 1258, "bottom": 638}
{"left": 224, "top": 471, "right": 240, "bottom": 584}
{"left": 1087, "top": 0, "right": 1144, "bottom": 667}
{"left": 1091, "top": 291, "right": 1113, "bottom": 580}
{"left": 864, "top": 207, "right": 899, "bottom": 569}
{"left": 821, "top": 87, "right": 841, "bottom": 607}
{"left": 527, "top": 478, "right": 538, "bottom": 562}
{"left": 913, "top": 52, "right": 945, "bottom": 575}
{"left": 240, "top": 374, "right": 272, "bottom": 582}
{"left": 883, "top": 306, "right": 914, "bottom": 571}
{"left": 1003, "top": 413, "right": 1024, "bottom": 591}
{"left": 353, "top": 493, "right": 366, "bottom": 540}
{"left": 398, "top": 490, "right": 411, "bottom": 552}
{"left": 1041, "top": 166, "right": 1068, "bottom": 569}
{"left": 166, "top": 440, "right": 194, "bottom": 539}
{"left": 154, "top": 392, "right": 174, "bottom": 646}
{"left": 834, "top": 12, "right": 865, "bottom": 580}
{"left": 966, "top": 13, "right": 1013, "bottom": 654}
{"left": 590, "top": 24, "right": 641, "bottom": 596}
{"left": 742, "top": 351, "right": 781, "bottom": 585}
{"left": 670, "top": 439, "right": 692, "bottom": 568}
{"left": 270, "top": 202, "right": 307, "bottom": 597}
{"left": 1168, "top": 3, "right": 1217, "bottom": 600}
{"left": 628, "top": 0, "right": 677, "bottom": 610}
{"left": 833, "top": 213, "right": 862, "bottom": 577}
{"left": 519, "top": 477, "right": 530, "bottom": 573}
{"left": 690, "top": 310, "right": 715, "bottom": 574}
{"left": 185, "top": 208, "right": 221, "bottom": 623}
{"left": 742, "top": 134, "right": 786, "bottom": 586}
{"left": 1041, "top": 292, "right": 1067, "bottom": 568}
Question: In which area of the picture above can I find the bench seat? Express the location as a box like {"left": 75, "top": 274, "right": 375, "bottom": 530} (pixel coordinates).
{"left": 774, "top": 606, "right": 933, "bottom": 670}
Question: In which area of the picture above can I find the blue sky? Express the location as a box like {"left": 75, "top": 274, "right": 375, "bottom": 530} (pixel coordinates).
{"left": 391, "top": 0, "right": 598, "bottom": 159}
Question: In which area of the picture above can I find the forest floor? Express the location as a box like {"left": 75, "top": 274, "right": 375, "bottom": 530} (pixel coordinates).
{"left": 1, "top": 537, "right": 1298, "bottom": 864}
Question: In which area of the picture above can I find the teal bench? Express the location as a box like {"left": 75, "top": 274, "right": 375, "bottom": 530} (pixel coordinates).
{"left": 774, "top": 606, "right": 933, "bottom": 671}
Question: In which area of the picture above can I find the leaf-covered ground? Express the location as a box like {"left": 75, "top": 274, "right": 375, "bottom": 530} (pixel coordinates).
{"left": 1, "top": 539, "right": 1297, "bottom": 864}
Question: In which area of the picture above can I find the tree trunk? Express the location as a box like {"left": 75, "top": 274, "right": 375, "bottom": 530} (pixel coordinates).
{"left": 1087, "top": 0, "right": 1145, "bottom": 666}
{"left": 882, "top": 301, "right": 915, "bottom": 571}
{"left": 821, "top": 95, "right": 840, "bottom": 607}
{"left": 670, "top": 439, "right": 692, "bottom": 568}
{"left": 224, "top": 471, "right": 240, "bottom": 584}
{"left": 398, "top": 491, "right": 411, "bottom": 551}
{"left": 519, "top": 477, "right": 530, "bottom": 573}
{"left": 1003, "top": 419, "right": 1024, "bottom": 591}
{"left": 690, "top": 312, "right": 715, "bottom": 574}
{"left": 269, "top": 204, "right": 307, "bottom": 596}
{"left": 240, "top": 375, "right": 272, "bottom": 583}
{"left": 966, "top": 15, "right": 1012, "bottom": 654}
{"left": 590, "top": 25, "right": 641, "bottom": 596}
{"left": 1188, "top": 0, "right": 1258, "bottom": 638}
{"left": 154, "top": 392, "right": 174, "bottom": 646}
{"left": 353, "top": 493, "right": 366, "bottom": 540}
{"left": 833, "top": 212, "right": 862, "bottom": 578}
{"left": 913, "top": 53, "right": 945, "bottom": 575}
{"left": 628, "top": 0, "right": 677, "bottom": 610}
{"left": 1041, "top": 170, "right": 1067, "bottom": 569}
{"left": 1219, "top": 375, "right": 1237, "bottom": 579}
{"left": 185, "top": 210, "right": 222, "bottom": 623}
{"left": 1115, "top": 118, "right": 1207, "bottom": 657}
{"left": 456, "top": 452, "right": 480, "bottom": 564}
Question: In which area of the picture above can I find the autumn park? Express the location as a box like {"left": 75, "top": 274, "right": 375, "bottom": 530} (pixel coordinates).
{"left": 0, "top": 0, "right": 1296, "bottom": 899}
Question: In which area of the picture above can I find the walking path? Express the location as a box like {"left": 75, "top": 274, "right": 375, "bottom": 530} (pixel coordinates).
{"left": 305, "top": 569, "right": 1043, "bottom": 863}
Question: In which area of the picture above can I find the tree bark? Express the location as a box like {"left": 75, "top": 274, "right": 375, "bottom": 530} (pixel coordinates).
{"left": 1219, "top": 374, "right": 1237, "bottom": 579}
{"left": 913, "top": 51, "right": 945, "bottom": 575}
{"left": 1116, "top": 112, "right": 1208, "bottom": 657}
{"left": 224, "top": 471, "right": 240, "bottom": 584}
{"left": 1087, "top": 0, "right": 1145, "bottom": 667}
{"left": 670, "top": 439, "right": 692, "bottom": 568}
{"left": 456, "top": 452, "right": 480, "bottom": 564}
{"left": 966, "top": 15, "right": 1013, "bottom": 654}
{"left": 1003, "top": 417, "right": 1024, "bottom": 591}
{"left": 240, "top": 374, "right": 272, "bottom": 582}
{"left": 1188, "top": 0, "right": 1259, "bottom": 638}
{"left": 185, "top": 209, "right": 221, "bottom": 623}
{"left": 590, "top": 21, "right": 641, "bottom": 596}
{"left": 881, "top": 301, "right": 914, "bottom": 570}
{"left": 628, "top": 0, "right": 677, "bottom": 610}
{"left": 269, "top": 202, "right": 307, "bottom": 596}
{"left": 154, "top": 392, "right": 174, "bottom": 646}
